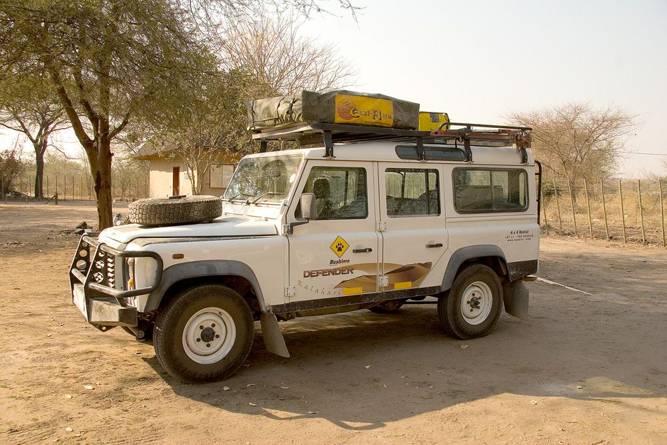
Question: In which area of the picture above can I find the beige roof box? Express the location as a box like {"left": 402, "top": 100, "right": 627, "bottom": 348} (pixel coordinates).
{"left": 248, "top": 90, "right": 420, "bottom": 131}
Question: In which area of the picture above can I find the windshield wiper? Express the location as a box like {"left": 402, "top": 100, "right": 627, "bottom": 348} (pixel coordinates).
{"left": 224, "top": 192, "right": 249, "bottom": 202}
{"left": 248, "top": 192, "right": 281, "bottom": 205}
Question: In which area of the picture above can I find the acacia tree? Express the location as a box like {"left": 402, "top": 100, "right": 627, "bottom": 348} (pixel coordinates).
{"left": 163, "top": 14, "right": 355, "bottom": 195}
{"left": 510, "top": 104, "right": 634, "bottom": 187}
{"left": 0, "top": 0, "right": 218, "bottom": 228}
{"left": 0, "top": 0, "right": 358, "bottom": 228}
{"left": 0, "top": 74, "right": 68, "bottom": 198}
{"left": 153, "top": 69, "right": 252, "bottom": 194}
{"left": 220, "top": 13, "right": 354, "bottom": 96}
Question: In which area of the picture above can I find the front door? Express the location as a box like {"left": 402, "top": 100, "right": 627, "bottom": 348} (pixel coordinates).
{"left": 378, "top": 163, "right": 448, "bottom": 292}
{"left": 287, "top": 161, "right": 379, "bottom": 304}
{"left": 172, "top": 166, "right": 180, "bottom": 196}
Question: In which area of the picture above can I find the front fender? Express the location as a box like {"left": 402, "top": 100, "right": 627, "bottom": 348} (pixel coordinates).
{"left": 144, "top": 260, "right": 266, "bottom": 312}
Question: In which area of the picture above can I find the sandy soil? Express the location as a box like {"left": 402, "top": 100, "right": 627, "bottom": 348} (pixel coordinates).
{"left": 0, "top": 202, "right": 666, "bottom": 444}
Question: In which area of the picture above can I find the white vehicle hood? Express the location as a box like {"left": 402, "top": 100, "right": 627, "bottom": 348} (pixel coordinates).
{"left": 100, "top": 216, "right": 278, "bottom": 244}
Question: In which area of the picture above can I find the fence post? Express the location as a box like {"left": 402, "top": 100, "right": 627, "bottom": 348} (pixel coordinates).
{"left": 55, "top": 175, "right": 59, "bottom": 205}
{"left": 1, "top": 174, "right": 4, "bottom": 201}
{"left": 551, "top": 177, "right": 563, "bottom": 232}
{"left": 638, "top": 179, "right": 646, "bottom": 244}
{"left": 541, "top": 184, "right": 549, "bottom": 234}
{"left": 567, "top": 180, "right": 578, "bottom": 236}
{"left": 600, "top": 178, "right": 610, "bottom": 240}
{"left": 618, "top": 179, "right": 626, "bottom": 243}
{"left": 584, "top": 178, "right": 593, "bottom": 238}
{"left": 659, "top": 179, "right": 666, "bottom": 248}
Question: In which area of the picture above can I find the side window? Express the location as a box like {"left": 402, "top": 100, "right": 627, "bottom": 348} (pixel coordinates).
{"left": 385, "top": 168, "right": 440, "bottom": 217}
{"left": 299, "top": 166, "right": 368, "bottom": 220}
{"left": 453, "top": 168, "right": 528, "bottom": 213}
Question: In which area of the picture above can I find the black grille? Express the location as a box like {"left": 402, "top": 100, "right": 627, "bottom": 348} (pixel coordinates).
{"left": 90, "top": 247, "right": 116, "bottom": 288}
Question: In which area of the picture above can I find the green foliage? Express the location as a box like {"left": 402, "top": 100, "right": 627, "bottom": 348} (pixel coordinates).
{"left": 0, "top": 145, "right": 25, "bottom": 192}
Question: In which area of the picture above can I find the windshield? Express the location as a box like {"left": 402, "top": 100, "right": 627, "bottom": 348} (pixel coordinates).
{"left": 223, "top": 154, "right": 303, "bottom": 205}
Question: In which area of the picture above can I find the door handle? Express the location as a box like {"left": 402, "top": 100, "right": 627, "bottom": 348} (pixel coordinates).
{"left": 353, "top": 247, "right": 373, "bottom": 253}
{"left": 426, "top": 242, "right": 443, "bottom": 248}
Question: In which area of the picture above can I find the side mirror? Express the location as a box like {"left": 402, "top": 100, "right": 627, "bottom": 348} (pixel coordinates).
{"left": 300, "top": 193, "right": 316, "bottom": 220}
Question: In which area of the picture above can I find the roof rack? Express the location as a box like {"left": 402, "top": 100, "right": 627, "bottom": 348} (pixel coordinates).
{"left": 251, "top": 122, "right": 532, "bottom": 163}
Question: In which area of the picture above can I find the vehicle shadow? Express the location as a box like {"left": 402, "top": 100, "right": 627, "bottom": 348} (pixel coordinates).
{"left": 145, "top": 286, "right": 667, "bottom": 430}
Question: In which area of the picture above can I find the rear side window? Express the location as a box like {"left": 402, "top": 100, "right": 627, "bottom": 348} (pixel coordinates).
{"left": 453, "top": 168, "right": 528, "bottom": 213}
{"left": 385, "top": 168, "right": 440, "bottom": 217}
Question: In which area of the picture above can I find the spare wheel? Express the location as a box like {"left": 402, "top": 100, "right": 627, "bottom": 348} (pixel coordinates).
{"left": 128, "top": 195, "right": 222, "bottom": 226}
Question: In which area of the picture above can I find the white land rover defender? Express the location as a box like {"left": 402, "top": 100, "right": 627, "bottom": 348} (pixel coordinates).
{"left": 69, "top": 92, "right": 540, "bottom": 383}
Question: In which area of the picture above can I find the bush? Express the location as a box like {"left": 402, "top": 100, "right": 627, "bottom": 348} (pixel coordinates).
{"left": 0, "top": 147, "right": 25, "bottom": 194}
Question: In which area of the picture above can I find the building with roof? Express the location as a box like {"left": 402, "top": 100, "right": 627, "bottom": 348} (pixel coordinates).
{"left": 134, "top": 144, "right": 237, "bottom": 198}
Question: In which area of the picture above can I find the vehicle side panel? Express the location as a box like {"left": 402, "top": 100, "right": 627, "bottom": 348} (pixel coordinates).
{"left": 138, "top": 236, "right": 287, "bottom": 311}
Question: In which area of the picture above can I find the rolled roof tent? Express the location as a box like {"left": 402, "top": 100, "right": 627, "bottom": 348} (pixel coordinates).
{"left": 247, "top": 90, "right": 531, "bottom": 162}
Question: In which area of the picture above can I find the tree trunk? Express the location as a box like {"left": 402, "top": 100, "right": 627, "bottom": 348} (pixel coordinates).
{"left": 34, "top": 150, "right": 45, "bottom": 199}
{"left": 92, "top": 138, "right": 114, "bottom": 230}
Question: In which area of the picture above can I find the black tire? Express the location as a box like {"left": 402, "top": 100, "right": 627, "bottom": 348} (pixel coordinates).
{"left": 153, "top": 285, "right": 254, "bottom": 383}
{"left": 438, "top": 264, "right": 502, "bottom": 339}
{"left": 128, "top": 195, "right": 222, "bottom": 226}
{"left": 369, "top": 299, "right": 405, "bottom": 314}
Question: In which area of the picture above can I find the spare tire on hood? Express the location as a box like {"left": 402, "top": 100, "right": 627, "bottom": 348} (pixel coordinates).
{"left": 128, "top": 195, "right": 222, "bottom": 226}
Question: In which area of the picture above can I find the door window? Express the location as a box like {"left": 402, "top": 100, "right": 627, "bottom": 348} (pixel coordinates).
{"left": 385, "top": 168, "right": 440, "bottom": 217}
{"left": 298, "top": 166, "right": 368, "bottom": 220}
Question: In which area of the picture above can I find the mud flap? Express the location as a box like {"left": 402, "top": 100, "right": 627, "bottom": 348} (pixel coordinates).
{"left": 503, "top": 281, "right": 529, "bottom": 318}
{"left": 260, "top": 312, "right": 290, "bottom": 358}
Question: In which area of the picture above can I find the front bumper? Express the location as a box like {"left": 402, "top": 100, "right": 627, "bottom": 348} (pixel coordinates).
{"left": 69, "top": 235, "right": 162, "bottom": 329}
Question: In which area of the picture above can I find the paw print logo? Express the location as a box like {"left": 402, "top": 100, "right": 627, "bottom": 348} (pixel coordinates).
{"left": 329, "top": 236, "right": 349, "bottom": 258}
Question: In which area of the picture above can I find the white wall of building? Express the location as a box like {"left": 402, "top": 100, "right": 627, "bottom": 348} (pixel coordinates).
{"left": 148, "top": 159, "right": 234, "bottom": 198}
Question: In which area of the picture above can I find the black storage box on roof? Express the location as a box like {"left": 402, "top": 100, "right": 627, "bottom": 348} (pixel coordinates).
{"left": 247, "top": 90, "right": 420, "bottom": 131}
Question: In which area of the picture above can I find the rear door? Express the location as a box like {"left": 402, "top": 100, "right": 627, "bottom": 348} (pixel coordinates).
{"left": 378, "top": 163, "right": 448, "bottom": 292}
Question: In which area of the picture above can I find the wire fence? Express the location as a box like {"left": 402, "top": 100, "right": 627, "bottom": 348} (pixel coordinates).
{"left": 1, "top": 173, "right": 149, "bottom": 203}
{"left": 541, "top": 177, "right": 666, "bottom": 247}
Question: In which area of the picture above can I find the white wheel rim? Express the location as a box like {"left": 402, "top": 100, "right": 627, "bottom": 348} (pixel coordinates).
{"left": 460, "top": 281, "right": 493, "bottom": 326}
{"left": 182, "top": 307, "right": 236, "bottom": 365}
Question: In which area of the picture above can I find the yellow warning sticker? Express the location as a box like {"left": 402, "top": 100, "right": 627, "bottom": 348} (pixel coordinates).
{"left": 342, "top": 287, "right": 363, "bottom": 296}
{"left": 330, "top": 235, "right": 350, "bottom": 258}
{"left": 393, "top": 281, "right": 412, "bottom": 290}
{"left": 334, "top": 94, "right": 394, "bottom": 127}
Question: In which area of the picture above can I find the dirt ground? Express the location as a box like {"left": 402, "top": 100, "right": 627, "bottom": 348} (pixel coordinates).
{"left": 1, "top": 202, "right": 666, "bottom": 445}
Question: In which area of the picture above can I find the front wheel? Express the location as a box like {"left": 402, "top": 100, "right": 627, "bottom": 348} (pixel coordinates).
{"left": 153, "top": 285, "right": 254, "bottom": 383}
{"left": 438, "top": 264, "right": 502, "bottom": 339}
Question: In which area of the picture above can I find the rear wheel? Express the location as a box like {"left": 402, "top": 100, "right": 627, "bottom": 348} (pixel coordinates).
{"left": 154, "top": 285, "right": 254, "bottom": 382}
{"left": 438, "top": 264, "right": 502, "bottom": 339}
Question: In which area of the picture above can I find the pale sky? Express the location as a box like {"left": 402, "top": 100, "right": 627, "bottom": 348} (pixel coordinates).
{"left": 2, "top": 0, "right": 666, "bottom": 177}
{"left": 301, "top": 0, "right": 667, "bottom": 177}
